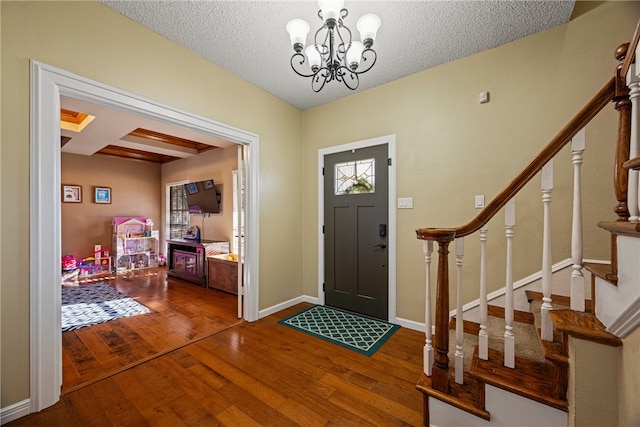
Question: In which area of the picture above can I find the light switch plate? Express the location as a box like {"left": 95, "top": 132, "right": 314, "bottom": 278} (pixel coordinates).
{"left": 398, "top": 197, "right": 413, "bottom": 209}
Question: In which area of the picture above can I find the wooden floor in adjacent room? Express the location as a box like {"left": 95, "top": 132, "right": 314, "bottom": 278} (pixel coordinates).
{"left": 11, "top": 300, "right": 425, "bottom": 426}
{"left": 61, "top": 267, "right": 243, "bottom": 394}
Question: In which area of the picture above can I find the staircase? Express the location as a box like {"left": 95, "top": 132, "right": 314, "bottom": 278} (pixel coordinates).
{"left": 415, "top": 22, "right": 640, "bottom": 427}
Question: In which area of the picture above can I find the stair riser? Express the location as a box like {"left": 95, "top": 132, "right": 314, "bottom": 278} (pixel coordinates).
{"left": 428, "top": 385, "right": 567, "bottom": 427}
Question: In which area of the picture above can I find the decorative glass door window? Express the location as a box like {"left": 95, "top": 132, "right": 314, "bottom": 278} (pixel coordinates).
{"left": 335, "top": 158, "right": 375, "bottom": 195}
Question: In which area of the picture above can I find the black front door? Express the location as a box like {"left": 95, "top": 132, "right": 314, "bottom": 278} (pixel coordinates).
{"left": 324, "top": 143, "right": 389, "bottom": 320}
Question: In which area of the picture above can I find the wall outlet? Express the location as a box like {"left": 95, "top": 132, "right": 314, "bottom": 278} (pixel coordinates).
{"left": 475, "top": 195, "right": 485, "bottom": 209}
{"left": 398, "top": 197, "right": 413, "bottom": 209}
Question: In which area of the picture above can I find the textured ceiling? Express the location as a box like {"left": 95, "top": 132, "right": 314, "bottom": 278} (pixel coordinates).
{"left": 100, "top": 0, "right": 576, "bottom": 110}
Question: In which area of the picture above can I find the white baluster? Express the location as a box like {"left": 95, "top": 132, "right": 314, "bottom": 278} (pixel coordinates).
{"left": 504, "top": 198, "right": 516, "bottom": 368}
{"left": 478, "top": 225, "right": 489, "bottom": 360}
{"left": 541, "top": 160, "right": 554, "bottom": 341}
{"left": 455, "top": 237, "right": 464, "bottom": 384}
{"left": 571, "top": 130, "right": 586, "bottom": 312}
{"left": 627, "top": 63, "right": 640, "bottom": 222}
{"left": 423, "top": 240, "right": 434, "bottom": 376}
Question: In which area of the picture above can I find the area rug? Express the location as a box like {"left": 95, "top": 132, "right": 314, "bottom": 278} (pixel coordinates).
{"left": 278, "top": 305, "right": 399, "bottom": 356}
{"left": 61, "top": 282, "right": 150, "bottom": 332}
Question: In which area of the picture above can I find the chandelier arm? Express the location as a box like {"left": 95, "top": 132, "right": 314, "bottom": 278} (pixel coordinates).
{"left": 314, "top": 26, "right": 330, "bottom": 56}
{"left": 350, "top": 49, "right": 377, "bottom": 75}
{"left": 311, "top": 67, "right": 331, "bottom": 92}
{"left": 290, "top": 53, "right": 317, "bottom": 78}
{"left": 334, "top": 21, "right": 352, "bottom": 56}
{"left": 337, "top": 65, "right": 360, "bottom": 90}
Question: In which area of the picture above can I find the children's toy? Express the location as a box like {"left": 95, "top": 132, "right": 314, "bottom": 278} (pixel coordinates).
{"left": 112, "top": 217, "right": 158, "bottom": 272}
{"left": 62, "top": 255, "right": 77, "bottom": 271}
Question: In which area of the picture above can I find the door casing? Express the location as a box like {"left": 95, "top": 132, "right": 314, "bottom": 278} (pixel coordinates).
{"left": 29, "top": 60, "right": 260, "bottom": 412}
{"left": 317, "top": 135, "right": 397, "bottom": 323}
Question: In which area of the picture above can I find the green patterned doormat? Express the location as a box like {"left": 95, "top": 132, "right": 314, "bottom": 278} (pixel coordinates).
{"left": 278, "top": 305, "right": 399, "bottom": 356}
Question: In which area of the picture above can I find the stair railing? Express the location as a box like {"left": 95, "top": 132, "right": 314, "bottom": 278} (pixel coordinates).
{"left": 416, "top": 42, "right": 635, "bottom": 392}
{"left": 622, "top": 21, "right": 640, "bottom": 221}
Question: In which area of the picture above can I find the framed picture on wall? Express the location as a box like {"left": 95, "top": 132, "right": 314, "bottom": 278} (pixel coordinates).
{"left": 185, "top": 182, "right": 198, "bottom": 194}
{"left": 203, "top": 179, "right": 214, "bottom": 190}
{"left": 94, "top": 187, "right": 111, "bottom": 204}
{"left": 62, "top": 185, "right": 82, "bottom": 203}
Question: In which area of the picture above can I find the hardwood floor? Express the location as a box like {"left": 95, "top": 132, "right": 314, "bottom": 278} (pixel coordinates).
{"left": 11, "top": 301, "right": 425, "bottom": 426}
{"left": 61, "top": 267, "right": 243, "bottom": 393}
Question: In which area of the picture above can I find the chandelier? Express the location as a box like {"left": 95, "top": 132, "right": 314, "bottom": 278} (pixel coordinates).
{"left": 286, "top": 0, "right": 381, "bottom": 92}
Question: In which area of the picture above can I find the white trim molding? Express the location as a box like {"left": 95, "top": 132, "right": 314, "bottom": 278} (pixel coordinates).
{"left": 1, "top": 399, "right": 31, "bottom": 425}
{"left": 258, "top": 295, "right": 320, "bottom": 319}
{"left": 607, "top": 296, "right": 640, "bottom": 338}
{"left": 29, "top": 60, "right": 260, "bottom": 412}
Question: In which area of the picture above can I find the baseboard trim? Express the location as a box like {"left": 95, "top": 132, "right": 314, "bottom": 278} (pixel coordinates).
{"left": 258, "top": 295, "right": 319, "bottom": 319}
{"left": 258, "top": 259, "right": 598, "bottom": 334}
{"left": 395, "top": 316, "right": 425, "bottom": 332}
{"left": 1, "top": 399, "right": 30, "bottom": 425}
{"left": 607, "top": 295, "right": 640, "bottom": 338}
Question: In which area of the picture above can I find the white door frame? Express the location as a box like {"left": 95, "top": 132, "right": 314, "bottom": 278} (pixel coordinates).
{"left": 317, "top": 135, "right": 397, "bottom": 322}
{"left": 29, "top": 60, "right": 260, "bottom": 411}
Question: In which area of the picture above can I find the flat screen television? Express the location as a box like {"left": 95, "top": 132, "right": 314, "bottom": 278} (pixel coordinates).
{"left": 184, "top": 179, "right": 221, "bottom": 214}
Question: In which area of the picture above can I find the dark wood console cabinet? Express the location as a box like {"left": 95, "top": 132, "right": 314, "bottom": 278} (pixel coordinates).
{"left": 167, "top": 239, "right": 229, "bottom": 286}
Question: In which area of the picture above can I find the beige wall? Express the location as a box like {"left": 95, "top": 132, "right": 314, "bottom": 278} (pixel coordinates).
{"left": 2, "top": 0, "right": 640, "bottom": 417}
{"left": 301, "top": 1, "right": 640, "bottom": 323}
{"left": 1, "top": 1, "right": 302, "bottom": 407}
{"left": 619, "top": 326, "right": 640, "bottom": 426}
{"left": 61, "top": 153, "right": 162, "bottom": 258}
{"left": 568, "top": 338, "right": 619, "bottom": 427}
{"left": 161, "top": 145, "right": 239, "bottom": 249}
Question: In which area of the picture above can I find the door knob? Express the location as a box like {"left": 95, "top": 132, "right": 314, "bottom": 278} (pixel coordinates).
{"left": 373, "top": 243, "right": 387, "bottom": 249}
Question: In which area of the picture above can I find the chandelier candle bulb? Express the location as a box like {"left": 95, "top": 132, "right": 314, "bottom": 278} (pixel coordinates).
{"left": 357, "top": 13, "right": 381, "bottom": 48}
{"left": 305, "top": 45, "right": 322, "bottom": 71}
{"left": 346, "top": 41, "right": 364, "bottom": 70}
{"left": 286, "top": 19, "right": 310, "bottom": 52}
{"left": 319, "top": 0, "right": 344, "bottom": 26}
{"left": 286, "top": 0, "right": 380, "bottom": 92}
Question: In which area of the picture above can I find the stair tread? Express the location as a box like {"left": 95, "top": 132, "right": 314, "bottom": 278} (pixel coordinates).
{"left": 597, "top": 220, "right": 640, "bottom": 238}
{"left": 471, "top": 347, "right": 568, "bottom": 412}
{"left": 525, "top": 290, "right": 593, "bottom": 313}
{"left": 528, "top": 299, "right": 570, "bottom": 366}
{"left": 449, "top": 305, "right": 534, "bottom": 334}
{"left": 417, "top": 371, "right": 490, "bottom": 421}
{"left": 548, "top": 309, "right": 623, "bottom": 347}
{"left": 583, "top": 261, "right": 617, "bottom": 286}
{"left": 536, "top": 328, "right": 569, "bottom": 366}
{"left": 487, "top": 304, "right": 534, "bottom": 324}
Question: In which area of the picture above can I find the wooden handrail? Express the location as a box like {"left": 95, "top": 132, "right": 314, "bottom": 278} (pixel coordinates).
{"left": 620, "top": 19, "right": 640, "bottom": 80}
{"left": 416, "top": 77, "right": 615, "bottom": 242}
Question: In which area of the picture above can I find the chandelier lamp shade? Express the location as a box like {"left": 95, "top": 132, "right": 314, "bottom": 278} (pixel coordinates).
{"left": 286, "top": 0, "right": 381, "bottom": 92}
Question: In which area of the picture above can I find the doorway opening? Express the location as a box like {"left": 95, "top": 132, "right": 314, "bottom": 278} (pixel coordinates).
{"left": 30, "top": 61, "right": 260, "bottom": 411}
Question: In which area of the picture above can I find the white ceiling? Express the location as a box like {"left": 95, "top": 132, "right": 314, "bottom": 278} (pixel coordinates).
{"left": 63, "top": 1, "right": 577, "bottom": 159}
{"left": 100, "top": 0, "right": 576, "bottom": 111}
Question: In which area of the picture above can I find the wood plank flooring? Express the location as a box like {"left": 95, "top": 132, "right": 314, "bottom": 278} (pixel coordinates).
{"left": 61, "top": 267, "right": 243, "bottom": 393}
{"left": 11, "top": 302, "right": 425, "bottom": 426}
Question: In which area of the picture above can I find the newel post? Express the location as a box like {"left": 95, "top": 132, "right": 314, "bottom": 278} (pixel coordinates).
{"left": 430, "top": 230, "right": 456, "bottom": 393}
{"left": 613, "top": 43, "right": 632, "bottom": 221}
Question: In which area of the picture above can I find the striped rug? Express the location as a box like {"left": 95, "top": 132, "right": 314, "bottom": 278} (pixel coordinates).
{"left": 61, "top": 282, "right": 150, "bottom": 332}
